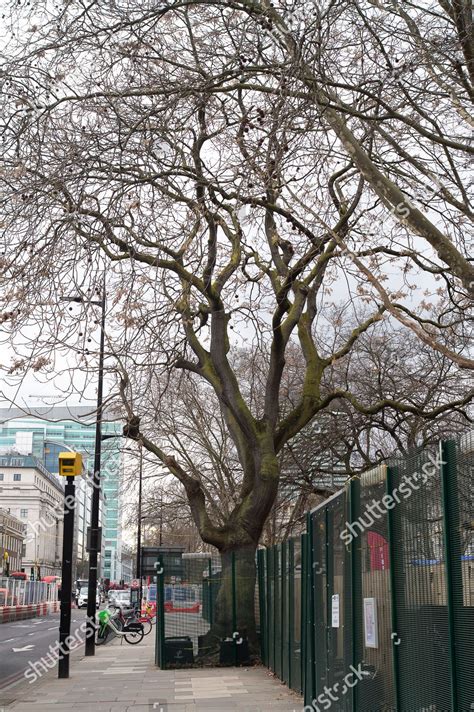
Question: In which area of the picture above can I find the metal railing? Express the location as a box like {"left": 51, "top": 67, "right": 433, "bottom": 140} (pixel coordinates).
{"left": 0, "top": 577, "right": 58, "bottom": 606}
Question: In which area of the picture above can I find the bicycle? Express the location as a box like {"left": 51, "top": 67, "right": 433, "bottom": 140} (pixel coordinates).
{"left": 95, "top": 608, "right": 144, "bottom": 645}
{"left": 112, "top": 604, "right": 153, "bottom": 636}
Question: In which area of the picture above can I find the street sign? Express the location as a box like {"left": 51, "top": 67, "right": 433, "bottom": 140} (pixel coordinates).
{"left": 86, "top": 526, "right": 102, "bottom": 552}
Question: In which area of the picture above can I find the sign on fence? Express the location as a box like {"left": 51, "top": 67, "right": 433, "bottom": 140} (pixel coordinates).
{"left": 331, "top": 594, "right": 340, "bottom": 628}
{"left": 363, "top": 597, "right": 378, "bottom": 648}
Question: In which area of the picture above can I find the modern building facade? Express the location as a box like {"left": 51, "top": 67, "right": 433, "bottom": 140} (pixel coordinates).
{"left": 0, "top": 406, "right": 123, "bottom": 582}
{"left": 0, "top": 453, "right": 63, "bottom": 577}
{"left": 120, "top": 544, "right": 135, "bottom": 584}
{"left": 0, "top": 506, "right": 25, "bottom": 575}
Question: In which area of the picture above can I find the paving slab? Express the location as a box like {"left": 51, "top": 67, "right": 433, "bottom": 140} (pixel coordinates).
{"left": 4, "top": 634, "right": 303, "bottom": 712}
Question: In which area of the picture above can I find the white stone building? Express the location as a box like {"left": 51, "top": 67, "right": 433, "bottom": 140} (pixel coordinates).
{"left": 0, "top": 453, "right": 64, "bottom": 577}
{"left": 0, "top": 507, "right": 25, "bottom": 575}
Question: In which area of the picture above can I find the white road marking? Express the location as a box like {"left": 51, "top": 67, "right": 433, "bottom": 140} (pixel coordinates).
{"left": 12, "top": 645, "right": 35, "bottom": 652}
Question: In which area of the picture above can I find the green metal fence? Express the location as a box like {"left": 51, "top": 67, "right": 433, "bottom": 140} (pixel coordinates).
{"left": 155, "top": 549, "right": 259, "bottom": 669}
{"left": 259, "top": 436, "right": 474, "bottom": 711}
{"left": 153, "top": 436, "right": 473, "bottom": 709}
{"left": 258, "top": 538, "right": 303, "bottom": 694}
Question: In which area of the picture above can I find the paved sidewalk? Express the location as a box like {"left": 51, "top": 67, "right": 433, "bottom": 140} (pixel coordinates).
{"left": 6, "top": 635, "right": 303, "bottom": 711}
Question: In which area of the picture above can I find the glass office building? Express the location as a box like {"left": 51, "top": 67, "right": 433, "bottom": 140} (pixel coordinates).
{"left": 0, "top": 405, "right": 123, "bottom": 582}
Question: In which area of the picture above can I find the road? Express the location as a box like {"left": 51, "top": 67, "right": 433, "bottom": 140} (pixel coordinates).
{"left": 0, "top": 609, "right": 94, "bottom": 697}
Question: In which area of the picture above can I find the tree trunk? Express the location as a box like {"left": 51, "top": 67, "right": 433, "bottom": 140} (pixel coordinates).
{"left": 199, "top": 543, "right": 259, "bottom": 661}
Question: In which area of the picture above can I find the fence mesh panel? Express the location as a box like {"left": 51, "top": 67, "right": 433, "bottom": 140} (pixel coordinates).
{"left": 290, "top": 538, "right": 302, "bottom": 692}
{"left": 451, "top": 434, "right": 474, "bottom": 710}
{"left": 156, "top": 549, "right": 259, "bottom": 669}
{"left": 312, "top": 506, "right": 327, "bottom": 700}
{"left": 355, "top": 468, "right": 395, "bottom": 711}
{"left": 274, "top": 545, "right": 282, "bottom": 679}
{"left": 282, "top": 543, "right": 289, "bottom": 684}
{"left": 327, "top": 493, "right": 350, "bottom": 709}
{"left": 391, "top": 448, "right": 452, "bottom": 711}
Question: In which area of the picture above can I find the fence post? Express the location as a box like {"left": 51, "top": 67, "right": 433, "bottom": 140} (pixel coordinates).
{"left": 266, "top": 546, "right": 273, "bottom": 671}
{"left": 288, "top": 538, "right": 295, "bottom": 691}
{"left": 386, "top": 466, "right": 401, "bottom": 711}
{"left": 155, "top": 557, "right": 166, "bottom": 669}
{"left": 281, "top": 542, "right": 287, "bottom": 682}
{"left": 232, "top": 551, "right": 238, "bottom": 666}
{"left": 273, "top": 546, "right": 278, "bottom": 672}
{"left": 349, "top": 476, "right": 361, "bottom": 712}
{"left": 257, "top": 549, "right": 266, "bottom": 665}
{"left": 440, "top": 440, "right": 460, "bottom": 712}
{"left": 208, "top": 558, "right": 214, "bottom": 626}
{"left": 305, "top": 511, "right": 316, "bottom": 707}
{"left": 301, "top": 533, "right": 307, "bottom": 697}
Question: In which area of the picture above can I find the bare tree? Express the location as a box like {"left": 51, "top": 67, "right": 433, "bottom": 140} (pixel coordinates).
{"left": 0, "top": 0, "right": 473, "bottom": 646}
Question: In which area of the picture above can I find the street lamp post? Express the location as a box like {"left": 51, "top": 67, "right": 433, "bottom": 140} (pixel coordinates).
{"left": 102, "top": 440, "right": 144, "bottom": 604}
{"left": 159, "top": 490, "right": 163, "bottom": 547}
{"left": 136, "top": 442, "right": 143, "bottom": 608}
{"left": 61, "top": 277, "right": 106, "bottom": 657}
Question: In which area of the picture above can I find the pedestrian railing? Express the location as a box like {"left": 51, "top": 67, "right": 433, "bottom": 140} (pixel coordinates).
{"left": 0, "top": 577, "right": 58, "bottom": 607}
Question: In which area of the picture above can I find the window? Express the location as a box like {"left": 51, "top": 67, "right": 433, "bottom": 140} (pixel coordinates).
{"left": 13, "top": 473, "right": 21, "bottom": 481}
{"left": 20, "top": 509, "right": 28, "bottom": 518}
{"left": 0, "top": 474, "right": 3, "bottom": 480}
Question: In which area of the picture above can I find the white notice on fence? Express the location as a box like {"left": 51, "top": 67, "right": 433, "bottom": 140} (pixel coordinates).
{"left": 331, "top": 594, "right": 340, "bottom": 628}
{"left": 363, "top": 597, "right": 378, "bottom": 648}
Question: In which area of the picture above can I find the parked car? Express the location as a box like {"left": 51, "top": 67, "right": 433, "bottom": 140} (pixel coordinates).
{"left": 108, "top": 590, "right": 131, "bottom": 611}
{"left": 77, "top": 587, "right": 100, "bottom": 609}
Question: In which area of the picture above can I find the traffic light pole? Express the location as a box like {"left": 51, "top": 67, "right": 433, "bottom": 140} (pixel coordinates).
{"left": 58, "top": 476, "right": 76, "bottom": 679}
{"left": 85, "top": 280, "right": 106, "bottom": 656}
